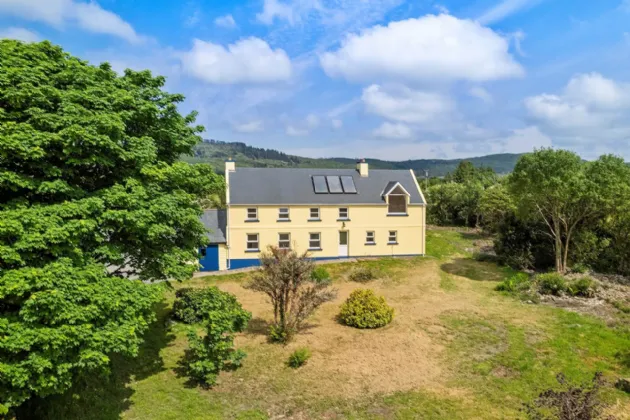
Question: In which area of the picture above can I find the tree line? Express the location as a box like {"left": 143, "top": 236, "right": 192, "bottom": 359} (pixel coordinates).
{"left": 425, "top": 150, "right": 630, "bottom": 275}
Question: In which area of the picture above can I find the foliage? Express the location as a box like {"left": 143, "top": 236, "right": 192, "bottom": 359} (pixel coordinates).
{"left": 310, "top": 266, "right": 331, "bottom": 284}
{"left": 183, "top": 290, "right": 251, "bottom": 387}
{"left": 571, "top": 263, "right": 591, "bottom": 274}
{"left": 246, "top": 247, "right": 337, "bottom": 343}
{"left": 509, "top": 149, "right": 630, "bottom": 273}
{"left": 524, "top": 372, "right": 609, "bottom": 420}
{"left": 495, "top": 273, "right": 532, "bottom": 293}
{"left": 494, "top": 215, "right": 555, "bottom": 270}
{"left": 287, "top": 348, "right": 311, "bottom": 369}
{"left": 339, "top": 289, "right": 394, "bottom": 329}
{"left": 612, "top": 300, "right": 630, "bottom": 314}
{"left": 348, "top": 265, "right": 379, "bottom": 283}
{"left": 173, "top": 287, "right": 249, "bottom": 325}
{"left": 567, "top": 277, "right": 599, "bottom": 298}
{"left": 535, "top": 273, "right": 567, "bottom": 296}
{"left": 479, "top": 182, "right": 516, "bottom": 234}
{"left": 0, "top": 40, "right": 224, "bottom": 414}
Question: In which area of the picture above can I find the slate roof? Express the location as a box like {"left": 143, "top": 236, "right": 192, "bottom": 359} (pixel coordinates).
{"left": 201, "top": 209, "right": 227, "bottom": 244}
{"left": 228, "top": 168, "right": 425, "bottom": 205}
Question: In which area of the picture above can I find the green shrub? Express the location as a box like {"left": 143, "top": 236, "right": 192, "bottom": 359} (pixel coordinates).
{"left": 311, "top": 266, "right": 331, "bottom": 284}
{"left": 495, "top": 273, "right": 531, "bottom": 293}
{"left": 349, "top": 266, "right": 378, "bottom": 283}
{"left": 268, "top": 324, "right": 294, "bottom": 344}
{"left": 571, "top": 263, "right": 590, "bottom": 274}
{"left": 535, "top": 273, "right": 567, "bottom": 296}
{"left": 183, "top": 289, "right": 252, "bottom": 387}
{"left": 339, "top": 289, "right": 394, "bottom": 329}
{"left": 567, "top": 277, "right": 598, "bottom": 298}
{"left": 287, "top": 348, "right": 311, "bottom": 368}
{"left": 174, "top": 287, "right": 248, "bottom": 325}
{"left": 611, "top": 300, "right": 630, "bottom": 314}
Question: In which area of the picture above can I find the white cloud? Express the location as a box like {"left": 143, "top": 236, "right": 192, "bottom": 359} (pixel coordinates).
{"left": 286, "top": 125, "right": 309, "bottom": 136}
{"left": 362, "top": 84, "right": 454, "bottom": 123}
{"left": 331, "top": 118, "right": 343, "bottom": 129}
{"left": 233, "top": 120, "right": 264, "bottom": 133}
{"left": 320, "top": 14, "right": 523, "bottom": 84}
{"left": 256, "top": 0, "right": 323, "bottom": 25}
{"left": 0, "top": 27, "right": 39, "bottom": 42}
{"left": 525, "top": 73, "right": 630, "bottom": 150}
{"left": 0, "top": 0, "right": 143, "bottom": 43}
{"left": 499, "top": 126, "right": 552, "bottom": 153}
{"left": 469, "top": 86, "right": 493, "bottom": 103}
{"left": 373, "top": 122, "right": 413, "bottom": 139}
{"left": 181, "top": 37, "right": 292, "bottom": 84}
{"left": 215, "top": 14, "right": 237, "bottom": 28}
{"left": 477, "top": 0, "right": 545, "bottom": 25}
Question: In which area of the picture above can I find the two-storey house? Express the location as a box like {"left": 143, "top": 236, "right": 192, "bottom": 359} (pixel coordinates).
{"left": 198, "top": 159, "right": 426, "bottom": 271}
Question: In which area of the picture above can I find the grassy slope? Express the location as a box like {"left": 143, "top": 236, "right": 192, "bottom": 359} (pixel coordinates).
{"left": 30, "top": 230, "right": 630, "bottom": 420}
{"left": 182, "top": 141, "right": 523, "bottom": 177}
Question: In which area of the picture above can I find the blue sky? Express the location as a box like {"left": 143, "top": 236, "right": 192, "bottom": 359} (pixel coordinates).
{"left": 1, "top": 0, "right": 630, "bottom": 160}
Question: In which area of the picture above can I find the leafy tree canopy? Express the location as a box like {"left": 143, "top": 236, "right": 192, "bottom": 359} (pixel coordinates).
{"left": 0, "top": 40, "right": 224, "bottom": 414}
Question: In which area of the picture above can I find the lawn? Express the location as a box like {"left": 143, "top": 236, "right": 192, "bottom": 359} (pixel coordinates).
{"left": 31, "top": 229, "right": 630, "bottom": 420}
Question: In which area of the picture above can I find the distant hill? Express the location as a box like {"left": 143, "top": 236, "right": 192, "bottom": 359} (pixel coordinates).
{"left": 182, "top": 139, "right": 524, "bottom": 177}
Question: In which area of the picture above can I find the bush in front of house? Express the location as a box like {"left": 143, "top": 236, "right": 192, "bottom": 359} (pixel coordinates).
{"left": 349, "top": 266, "right": 378, "bottom": 283}
{"left": 183, "top": 289, "right": 252, "bottom": 387}
{"left": 535, "top": 273, "right": 567, "bottom": 296}
{"left": 311, "top": 266, "right": 331, "bottom": 284}
{"left": 495, "top": 273, "right": 532, "bottom": 293}
{"left": 173, "top": 287, "right": 248, "bottom": 324}
{"left": 567, "top": 277, "right": 599, "bottom": 298}
{"left": 339, "top": 289, "right": 394, "bottom": 329}
{"left": 287, "top": 348, "right": 311, "bottom": 368}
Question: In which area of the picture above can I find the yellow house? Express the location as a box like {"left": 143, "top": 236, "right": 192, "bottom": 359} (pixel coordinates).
{"left": 198, "top": 159, "right": 426, "bottom": 271}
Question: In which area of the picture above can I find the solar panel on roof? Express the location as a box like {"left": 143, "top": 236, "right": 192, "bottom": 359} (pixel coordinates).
{"left": 326, "top": 176, "right": 343, "bottom": 193}
{"left": 312, "top": 176, "right": 328, "bottom": 193}
{"left": 340, "top": 176, "right": 357, "bottom": 193}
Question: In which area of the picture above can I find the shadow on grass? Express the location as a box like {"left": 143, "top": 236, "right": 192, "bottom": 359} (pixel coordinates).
{"left": 19, "top": 301, "right": 175, "bottom": 420}
{"left": 244, "top": 317, "right": 271, "bottom": 337}
{"left": 441, "top": 258, "right": 512, "bottom": 282}
{"left": 459, "top": 231, "right": 491, "bottom": 241}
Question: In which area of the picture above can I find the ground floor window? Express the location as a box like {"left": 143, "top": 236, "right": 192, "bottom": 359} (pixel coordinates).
{"left": 388, "top": 231, "right": 398, "bottom": 244}
{"left": 366, "top": 231, "right": 375, "bottom": 244}
{"left": 247, "top": 233, "right": 259, "bottom": 251}
{"left": 309, "top": 232, "right": 321, "bottom": 249}
{"left": 278, "top": 233, "right": 291, "bottom": 249}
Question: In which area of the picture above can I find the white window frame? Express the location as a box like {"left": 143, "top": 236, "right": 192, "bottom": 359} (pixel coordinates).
{"left": 246, "top": 233, "right": 259, "bottom": 251}
{"left": 366, "top": 231, "right": 375, "bottom": 245}
{"left": 338, "top": 207, "right": 349, "bottom": 220}
{"left": 278, "top": 233, "right": 291, "bottom": 249}
{"left": 388, "top": 230, "right": 398, "bottom": 244}
{"left": 309, "top": 207, "right": 320, "bottom": 220}
{"left": 387, "top": 195, "right": 408, "bottom": 215}
{"left": 278, "top": 207, "right": 290, "bottom": 221}
{"left": 309, "top": 232, "right": 321, "bottom": 250}
{"left": 246, "top": 207, "right": 258, "bottom": 221}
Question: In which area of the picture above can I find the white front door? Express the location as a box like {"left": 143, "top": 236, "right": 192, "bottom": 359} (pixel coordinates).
{"left": 338, "top": 231, "right": 349, "bottom": 257}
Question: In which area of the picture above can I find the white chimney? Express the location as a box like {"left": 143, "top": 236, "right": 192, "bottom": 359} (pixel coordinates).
{"left": 225, "top": 158, "right": 235, "bottom": 173}
{"left": 357, "top": 158, "right": 368, "bottom": 177}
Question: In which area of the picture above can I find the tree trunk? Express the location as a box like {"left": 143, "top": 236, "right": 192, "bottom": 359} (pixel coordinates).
{"left": 553, "top": 218, "right": 564, "bottom": 273}
{"left": 562, "top": 226, "right": 574, "bottom": 274}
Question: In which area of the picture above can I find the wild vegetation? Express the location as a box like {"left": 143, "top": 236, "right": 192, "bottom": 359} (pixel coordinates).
{"left": 427, "top": 150, "right": 630, "bottom": 276}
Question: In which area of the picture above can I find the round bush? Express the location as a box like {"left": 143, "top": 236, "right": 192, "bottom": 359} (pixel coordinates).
{"left": 535, "top": 273, "right": 567, "bottom": 296}
{"left": 339, "top": 289, "right": 394, "bottom": 329}
{"left": 349, "top": 266, "right": 378, "bottom": 283}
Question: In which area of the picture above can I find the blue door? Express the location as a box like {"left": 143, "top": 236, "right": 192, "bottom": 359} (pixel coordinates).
{"left": 199, "top": 245, "right": 220, "bottom": 271}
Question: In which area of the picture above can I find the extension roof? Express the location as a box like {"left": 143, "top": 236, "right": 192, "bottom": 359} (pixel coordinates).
{"left": 228, "top": 168, "right": 425, "bottom": 205}
{"left": 201, "top": 209, "right": 227, "bottom": 244}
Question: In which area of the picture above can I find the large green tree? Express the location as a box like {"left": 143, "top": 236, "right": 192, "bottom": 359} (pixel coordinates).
{"left": 0, "top": 40, "right": 224, "bottom": 414}
{"left": 509, "top": 149, "right": 629, "bottom": 273}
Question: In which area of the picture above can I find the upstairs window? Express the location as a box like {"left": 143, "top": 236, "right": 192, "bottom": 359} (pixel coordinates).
{"left": 278, "top": 207, "right": 290, "bottom": 221}
{"left": 278, "top": 233, "right": 291, "bottom": 249}
{"left": 247, "top": 234, "right": 259, "bottom": 251}
{"left": 338, "top": 207, "right": 349, "bottom": 220}
{"left": 388, "top": 195, "right": 407, "bottom": 214}
{"left": 366, "top": 231, "right": 375, "bottom": 245}
{"left": 246, "top": 208, "right": 258, "bottom": 221}
{"left": 309, "top": 207, "right": 320, "bottom": 220}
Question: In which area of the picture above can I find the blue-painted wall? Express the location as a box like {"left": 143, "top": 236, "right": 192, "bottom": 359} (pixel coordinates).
{"left": 226, "top": 254, "right": 423, "bottom": 270}
{"left": 199, "top": 245, "right": 220, "bottom": 271}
